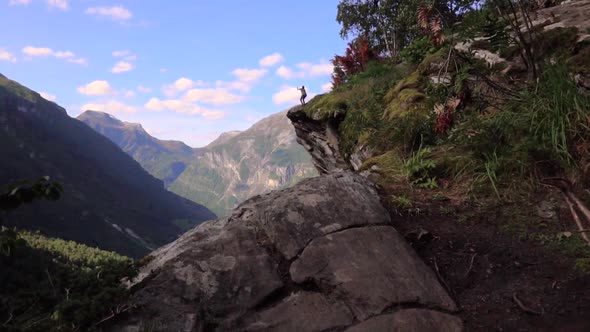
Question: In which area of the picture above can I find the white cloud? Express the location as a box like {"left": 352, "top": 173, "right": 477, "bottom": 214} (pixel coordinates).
{"left": 0, "top": 49, "right": 16, "bottom": 63}
{"left": 173, "top": 78, "right": 194, "bottom": 90}
{"left": 272, "top": 86, "right": 301, "bottom": 104}
{"left": 111, "top": 61, "right": 134, "bottom": 73}
{"left": 86, "top": 6, "right": 132, "bottom": 20}
{"left": 21, "top": 46, "right": 84, "bottom": 64}
{"left": 214, "top": 68, "right": 268, "bottom": 93}
{"left": 54, "top": 50, "right": 74, "bottom": 58}
{"left": 321, "top": 82, "right": 333, "bottom": 92}
{"left": 77, "top": 80, "right": 115, "bottom": 96}
{"left": 124, "top": 90, "right": 136, "bottom": 98}
{"left": 297, "top": 61, "right": 333, "bottom": 77}
{"left": 259, "top": 52, "right": 284, "bottom": 67}
{"left": 22, "top": 46, "right": 53, "bottom": 57}
{"left": 215, "top": 80, "right": 251, "bottom": 92}
{"left": 9, "top": 0, "right": 31, "bottom": 6}
{"left": 40, "top": 92, "right": 56, "bottom": 101}
{"left": 124, "top": 55, "right": 137, "bottom": 61}
{"left": 202, "top": 110, "right": 226, "bottom": 120}
{"left": 81, "top": 100, "right": 138, "bottom": 114}
{"left": 163, "top": 77, "right": 204, "bottom": 97}
{"left": 183, "top": 88, "right": 244, "bottom": 105}
{"left": 144, "top": 98, "right": 226, "bottom": 119}
{"left": 276, "top": 65, "right": 299, "bottom": 80}
{"left": 276, "top": 60, "right": 333, "bottom": 80}
{"left": 137, "top": 86, "right": 152, "bottom": 93}
{"left": 47, "top": 0, "right": 69, "bottom": 11}
{"left": 272, "top": 85, "right": 314, "bottom": 105}
{"left": 112, "top": 50, "right": 129, "bottom": 57}
{"left": 232, "top": 68, "right": 267, "bottom": 82}
{"left": 67, "top": 58, "right": 87, "bottom": 65}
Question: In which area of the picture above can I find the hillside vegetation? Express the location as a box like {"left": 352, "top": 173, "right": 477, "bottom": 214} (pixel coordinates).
{"left": 309, "top": 0, "right": 590, "bottom": 272}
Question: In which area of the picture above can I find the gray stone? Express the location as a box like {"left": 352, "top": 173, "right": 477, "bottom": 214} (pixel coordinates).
{"left": 111, "top": 166, "right": 461, "bottom": 331}
{"left": 120, "top": 220, "right": 283, "bottom": 331}
{"left": 345, "top": 309, "right": 464, "bottom": 332}
{"left": 242, "top": 172, "right": 391, "bottom": 259}
{"left": 242, "top": 292, "right": 353, "bottom": 332}
{"left": 287, "top": 104, "right": 351, "bottom": 174}
{"left": 290, "top": 226, "right": 457, "bottom": 320}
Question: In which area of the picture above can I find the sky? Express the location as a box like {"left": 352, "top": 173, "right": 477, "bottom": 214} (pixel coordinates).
{"left": 0, "top": 0, "right": 348, "bottom": 147}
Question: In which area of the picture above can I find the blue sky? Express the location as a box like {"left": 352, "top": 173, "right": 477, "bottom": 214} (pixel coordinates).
{"left": 0, "top": 0, "right": 347, "bottom": 146}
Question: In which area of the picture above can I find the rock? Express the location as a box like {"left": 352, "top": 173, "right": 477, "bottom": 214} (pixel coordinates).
{"left": 344, "top": 309, "right": 463, "bottom": 332}
{"left": 111, "top": 172, "right": 462, "bottom": 331}
{"left": 287, "top": 105, "right": 351, "bottom": 174}
{"left": 290, "top": 227, "right": 456, "bottom": 320}
{"left": 242, "top": 292, "right": 353, "bottom": 331}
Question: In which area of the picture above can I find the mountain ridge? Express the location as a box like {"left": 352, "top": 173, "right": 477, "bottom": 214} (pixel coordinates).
{"left": 79, "top": 109, "right": 318, "bottom": 216}
{"left": 0, "top": 74, "right": 216, "bottom": 258}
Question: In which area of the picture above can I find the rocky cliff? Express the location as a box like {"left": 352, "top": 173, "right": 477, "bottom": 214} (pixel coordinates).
{"left": 111, "top": 106, "right": 462, "bottom": 331}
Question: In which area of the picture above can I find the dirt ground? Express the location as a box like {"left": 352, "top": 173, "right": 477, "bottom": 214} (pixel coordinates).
{"left": 377, "top": 184, "right": 590, "bottom": 331}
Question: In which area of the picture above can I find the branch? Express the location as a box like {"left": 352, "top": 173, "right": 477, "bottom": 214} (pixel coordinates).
{"left": 94, "top": 304, "right": 135, "bottom": 327}
{"left": 512, "top": 292, "right": 542, "bottom": 315}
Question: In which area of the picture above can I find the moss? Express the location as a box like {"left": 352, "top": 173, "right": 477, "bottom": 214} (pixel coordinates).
{"left": 384, "top": 71, "right": 421, "bottom": 104}
{"left": 384, "top": 88, "right": 427, "bottom": 121}
{"left": 304, "top": 93, "right": 348, "bottom": 120}
{"left": 417, "top": 47, "right": 450, "bottom": 75}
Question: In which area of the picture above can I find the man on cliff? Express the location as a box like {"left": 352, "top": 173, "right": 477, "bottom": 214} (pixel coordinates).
{"left": 297, "top": 86, "right": 307, "bottom": 105}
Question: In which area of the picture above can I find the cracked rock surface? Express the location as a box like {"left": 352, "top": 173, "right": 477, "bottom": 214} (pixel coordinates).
{"left": 110, "top": 172, "right": 462, "bottom": 331}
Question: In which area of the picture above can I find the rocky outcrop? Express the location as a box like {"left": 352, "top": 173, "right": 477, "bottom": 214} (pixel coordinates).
{"left": 112, "top": 172, "right": 461, "bottom": 331}
{"left": 287, "top": 105, "right": 351, "bottom": 174}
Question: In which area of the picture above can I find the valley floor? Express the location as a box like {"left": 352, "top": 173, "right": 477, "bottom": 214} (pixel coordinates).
{"left": 377, "top": 183, "right": 590, "bottom": 331}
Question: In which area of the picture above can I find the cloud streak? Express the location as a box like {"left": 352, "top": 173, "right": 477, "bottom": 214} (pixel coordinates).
{"left": 86, "top": 6, "right": 132, "bottom": 20}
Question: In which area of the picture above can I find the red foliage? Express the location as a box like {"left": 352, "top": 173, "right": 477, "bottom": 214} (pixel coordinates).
{"left": 434, "top": 110, "right": 454, "bottom": 135}
{"left": 417, "top": 5, "right": 446, "bottom": 47}
{"left": 331, "top": 37, "right": 380, "bottom": 88}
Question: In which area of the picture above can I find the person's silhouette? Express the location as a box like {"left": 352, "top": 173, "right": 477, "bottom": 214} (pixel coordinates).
{"left": 297, "top": 86, "right": 307, "bottom": 105}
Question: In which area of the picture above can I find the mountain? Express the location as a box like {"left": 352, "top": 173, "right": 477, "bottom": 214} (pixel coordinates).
{"left": 77, "top": 110, "right": 204, "bottom": 186}
{"left": 78, "top": 110, "right": 318, "bottom": 216}
{"left": 0, "top": 74, "right": 216, "bottom": 258}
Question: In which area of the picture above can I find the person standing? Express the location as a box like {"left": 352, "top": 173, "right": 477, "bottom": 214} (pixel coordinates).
{"left": 297, "top": 86, "right": 307, "bottom": 105}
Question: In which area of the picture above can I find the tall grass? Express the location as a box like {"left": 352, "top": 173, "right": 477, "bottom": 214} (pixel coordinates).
{"left": 528, "top": 63, "right": 590, "bottom": 167}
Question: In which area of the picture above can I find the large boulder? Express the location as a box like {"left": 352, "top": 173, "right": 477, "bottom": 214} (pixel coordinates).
{"left": 111, "top": 172, "right": 461, "bottom": 331}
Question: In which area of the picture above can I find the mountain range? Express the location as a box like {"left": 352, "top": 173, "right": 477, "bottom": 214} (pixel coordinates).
{"left": 78, "top": 110, "right": 318, "bottom": 216}
{"left": 0, "top": 73, "right": 216, "bottom": 258}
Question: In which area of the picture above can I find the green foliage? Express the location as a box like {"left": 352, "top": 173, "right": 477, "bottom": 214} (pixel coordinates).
{"left": 0, "top": 177, "right": 63, "bottom": 214}
{"left": 400, "top": 37, "right": 438, "bottom": 64}
{"left": 403, "top": 145, "right": 438, "bottom": 188}
{"left": 0, "top": 229, "right": 137, "bottom": 331}
{"left": 0, "top": 179, "right": 137, "bottom": 331}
